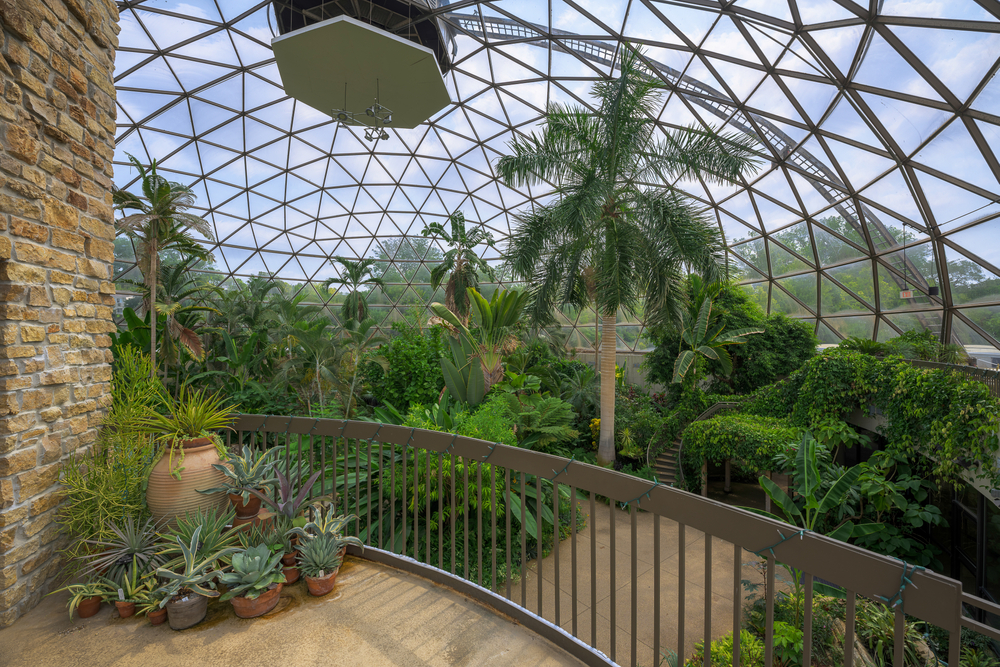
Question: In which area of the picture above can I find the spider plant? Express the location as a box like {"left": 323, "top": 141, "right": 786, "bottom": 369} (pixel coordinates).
{"left": 51, "top": 578, "right": 116, "bottom": 620}
{"left": 82, "top": 517, "right": 165, "bottom": 587}
{"left": 137, "top": 385, "right": 237, "bottom": 477}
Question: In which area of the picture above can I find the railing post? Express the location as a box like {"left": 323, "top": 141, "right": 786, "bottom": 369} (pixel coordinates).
{"left": 701, "top": 461, "right": 708, "bottom": 498}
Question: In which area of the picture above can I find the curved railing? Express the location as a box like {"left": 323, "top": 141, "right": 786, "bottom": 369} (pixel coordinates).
{"left": 232, "top": 415, "right": 999, "bottom": 667}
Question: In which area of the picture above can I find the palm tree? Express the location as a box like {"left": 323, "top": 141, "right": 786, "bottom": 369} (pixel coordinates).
{"left": 496, "top": 46, "right": 759, "bottom": 466}
{"left": 339, "top": 318, "right": 387, "bottom": 418}
{"left": 421, "top": 211, "right": 497, "bottom": 319}
{"left": 324, "top": 257, "right": 385, "bottom": 324}
{"left": 114, "top": 153, "right": 214, "bottom": 376}
{"left": 155, "top": 261, "right": 220, "bottom": 392}
{"left": 276, "top": 324, "right": 344, "bottom": 416}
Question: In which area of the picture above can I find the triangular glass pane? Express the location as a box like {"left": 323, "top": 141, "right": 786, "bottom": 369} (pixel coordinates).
{"left": 972, "top": 70, "right": 1000, "bottom": 115}
{"left": 735, "top": 0, "right": 791, "bottom": 22}
{"left": 769, "top": 222, "right": 814, "bottom": 262}
{"left": 825, "top": 260, "right": 876, "bottom": 308}
{"left": 881, "top": 0, "right": 994, "bottom": 20}
{"left": 746, "top": 75, "right": 805, "bottom": 124}
{"left": 719, "top": 211, "right": 760, "bottom": 245}
{"left": 779, "top": 75, "right": 838, "bottom": 124}
{"left": 912, "top": 169, "right": 1000, "bottom": 232}
{"left": 739, "top": 282, "right": 770, "bottom": 312}
{"left": 877, "top": 250, "right": 940, "bottom": 312}
{"left": 656, "top": 3, "right": 718, "bottom": 45}
{"left": 946, "top": 219, "right": 1000, "bottom": 269}
{"left": 883, "top": 311, "right": 943, "bottom": 337}
{"left": 955, "top": 304, "right": 1000, "bottom": 342}
{"left": 914, "top": 119, "right": 1000, "bottom": 195}
{"left": 950, "top": 315, "right": 1000, "bottom": 356}
{"left": 857, "top": 91, "right": 951, "bottom": 157}
{"left": 809, "top": 25, "right": 865, "bottom": 76}
{"left": 945, "top": 244, "right": 1000, "bottom": 306}
{"left": 820, "top": 95, "right": 883, "bottom": 147}
{"left": 796, "top": 0, "right": 859, "bottom": 24}
{"left": 789, "top": 170, "right": 843, "bottom": 216}
{"left": 731, "top": 238, "right": 768, "bottom": 274}
{"left": 854, "top": 32, "right": 943, "bottom": 102}
{"left": 117, "top": 57, "right": 184, "bottom": 93}
{"left": 769, "top": 239, "right": 812, "bottom": 276}
{"left": 889, "top": 27, "right": 1000, "bottom": 103}
{"left": 774, "top": 274, "right": 817, "bottom": 314}
{"left": 744, "top": 23, "right": 794, "bottom": 67}
{"left": 727, "top": 252, "right": 766, "bottom": 283}
{"left": 813, "top": 224, "right": 865, "bottom": 266}
{"left": 704, "top": 58, "right": 766, "bottom": 102}
{"left": 777, "top": 38, "right": 828, "bottom": 78}
{"left": 823, "top": 136, "right": 895, "bottom": 190}
{"left": 825, "top": 315, "right": 875, "bottom": 338}
{"left": 817, "top": 317, "right": 840, "bottom": 342}
{"left": 858, "top": 169, "right": 923, "bottom": 226}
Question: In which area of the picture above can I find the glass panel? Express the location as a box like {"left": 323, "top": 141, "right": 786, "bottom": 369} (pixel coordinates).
{"left": 825, "top": 260, "right": 875, "bottom": 307}
{"left": 957, "top": 304, "right": 1000, "bottom": 343}
{"left": 945, "top": 245, "right": 1000, "bottom": 306}
{"left": 816, "top": 320, "right": 841, "bottom": 344}
{"left": 740, "top": 282, "right": 769, "bottom": 313}
{"left": 773, "top": 274, "right": 817, "bottom": 315}
{"left": 813, "top": 225, "right": 865, "bottom": 266}
{"left": 825, "top": 315, "right": 875, "bottom": 339}
{"left": 769, "top": 240, "right": 812, "bottom": 276}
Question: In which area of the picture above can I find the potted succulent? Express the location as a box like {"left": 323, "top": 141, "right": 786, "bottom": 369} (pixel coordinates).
{"left": 218, "top": 545, "right": 286, "bottom": 618}
{"left": 106, "top": 559, "right": 155, "bottom": 619}
{"left": 290, "top": 503, "right": 360, "bottom": 545}
{"left": 249, "top": 466, "right": 324, "bottom": 585}
{"left": 82, "top": 517, "right": 165, "bottom": 586}
{"left": 52, "top": 578, "right": 115, "bottom": 620}
{"left": 154, "top": 525, "right": 234, "bottom": 630}
{"left": 137, "top": 588, "right": 169, "bottom": 625}
{"left": 297, "top": 534, "right": 350, "bottom": 597}
{"left": 158, "top": 507, "right": 239, "bottom": 572}
{"left": 196, "top": 445, "right": 278, "bottom": 523}
{"left": 138, "top": 386, "right": 237, "bottom": 527}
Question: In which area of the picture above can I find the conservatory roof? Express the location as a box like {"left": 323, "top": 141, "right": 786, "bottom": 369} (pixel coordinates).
{"left": 113, "top": 0, "right": 1000, "bottom": 355}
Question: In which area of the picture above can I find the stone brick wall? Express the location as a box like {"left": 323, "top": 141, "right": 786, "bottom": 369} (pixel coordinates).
{"left": 0, "top": 0, "right": 118, "bottom": 628}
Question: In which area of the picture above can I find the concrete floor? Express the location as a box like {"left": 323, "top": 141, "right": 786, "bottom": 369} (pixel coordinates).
{"left": 0, "top": 558, "right": 587, "bottom": 667}
{"left": 515, "top": 502, "right": 783, "bottom": 667}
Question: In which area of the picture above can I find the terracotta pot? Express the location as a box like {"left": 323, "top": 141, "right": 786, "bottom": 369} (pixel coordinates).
{"left": 76, "top": 595, "right": 102, "bottom": 619}
{"left": 228, "top": 492, "right": 262, "bottom": 520}
{"left": 148, "top": 608, "right": 168, "bottom": 625}
{"left": 282, "top": 565, "right": 299, "bottom": 585}
{"left": 115, "top": 600, "right": 136, "bottom": 618}
{"left": 305, "top": 568, "right": 339, "bottom": 597}
{"left": 165, "top": 594, "right": 209, "bottom": 630}
{"left": 147, "top": 438, "right": 228, "bottom": 529}
{"left": 230, "top": 583, "right": 282, "bottom": 619}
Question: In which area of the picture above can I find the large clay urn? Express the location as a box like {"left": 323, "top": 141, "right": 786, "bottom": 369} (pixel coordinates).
{"left": 147, "top": 438, "right": 229, "bottom": 528}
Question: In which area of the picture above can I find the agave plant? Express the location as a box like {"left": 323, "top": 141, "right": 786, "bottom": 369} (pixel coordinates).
{"left": 289, "top": 503, "right": 362, "bottom": 547}
{"left": 295, "top": 534, "right": 348, "bottom": 579}
{"left": 159, "top": 506, "right": 239, "bottom": 569}
{"left": 218, "top": 545, "right": 285, "bottom": 601}
{"left": 153, "top": 525, "right": 233, "bottom": 608}
{"left": 249, "top": 466, "right": 324, "bottom": 523}
{"left": 197, "top": 445, "right": 278, "bottom": 504}
{"left": 82, "top": 517, "right": 165, "bottom": 587}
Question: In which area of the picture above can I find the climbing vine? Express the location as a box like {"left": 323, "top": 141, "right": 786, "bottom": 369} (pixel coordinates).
{"left": 682, "top": 413, "right": 801, "bottom": 473}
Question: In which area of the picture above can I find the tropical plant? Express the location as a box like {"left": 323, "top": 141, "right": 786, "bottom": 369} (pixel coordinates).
{"left": 217, "top": 545, "right": 286, "bottom": 601}
{"left": 153, "top": 525, "right": 233, "bottom": 608}
{"left": 290, "top": 504, "right": 363, "bottom": 549}
{"left": 113, "top": 153, "right": 214, "bottom": 376}
{"left": 275, "top": 323, "right": 344, "bottom": 415}
{"left": 504, "top": 394, "right": 579, "bottom": 451}
{"left": 689, "top": 628, "right": 765, "bottom": 666}
{"left": 295, "top": 533, "right": 346, "bottom": 578}
{"left": 159, "top": 507, "right": 240, "bottom": 570}
{"left": 153, "top": 261, "right": 221, "bottom": 388}
{"left": 557, "top": 363, "right": 600, "bottom": 422}
{"left": 236, "top": 523, "right": 287, "bottom": 555}
{"left": 671, "top": 278, "right": 763, "bottom": 385}
{"left": 106, "top": 559, "right": 157, "bottom": 604}
{"left": 324, "top": 256, "right": 385, "bottom": 324}
{"left": 340, "top": 318, "right": 387, "bottom": 418}
{"left": 755, "top": 433, "right": 881, "bottom": 541}
{"left": 82, "top": 517, "right": 165, "bottom": 587}
{"left": 432, "top": 287, "right": 530, "bottom": 403}
{"left": 52, "top": 579, "right": 116, "bottom": 620}
{"left": 421, "top": 211, "right": 497, "bottom": 319}
{"left": 196, "top": 445, "right": 278, "bottom": 504}
{"left": 496, "top": 46, "right": 759, "bottom": 465}
{"left": 249, "top": 467, "right": 324, "bottom": 524}
{"left": 138, "top": 384, "right": 236, "bottom": 447}
{"left": 136, "top": 587, "right": 169, "bottom": 617}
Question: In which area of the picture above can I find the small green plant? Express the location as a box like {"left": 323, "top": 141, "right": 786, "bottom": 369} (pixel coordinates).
{"left": 82, "top": 517, "right": 165, "bottom": 587}
{"left": 961, "top": 647, "right": 1000, "bottom": 667}
{"left": 290, "top": 504, "right": 362, "bottom": 547}
{"left": 197, "top": 445, "right": 278, "bottom": 504}
{"left": 51, "top": 579, "right": 116, "bottom": 620}
{"left": 296, "top": 534, "right": 346, "bottom": 578}
{"left": 772, "top": 621, "right": 804, "bottom": 667}
{"left": 159, "top": 506, "right": 239, "bottom": 569}
{"left": 249, "top": 466, "right": 324, "bottom": 524}
{"left": 218, "top": 545, "right": 286, "bottom": 601}
{"left": 690, "top": 629, "right": 765, "bottom": 667}
{"left": 153, "top": 525, "right": 234, "bottom": 608}
{"left": 237, "top": 523, "right": 286, "bottom": 555}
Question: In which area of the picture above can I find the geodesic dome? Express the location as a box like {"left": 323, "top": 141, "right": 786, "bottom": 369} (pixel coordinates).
{"left": 112, "top": 0, "right": 1000, "bottom": 362}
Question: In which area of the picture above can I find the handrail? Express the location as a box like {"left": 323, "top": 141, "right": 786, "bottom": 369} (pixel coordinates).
{"left": 231, "top": 415, "right": 999, "bottom": 666}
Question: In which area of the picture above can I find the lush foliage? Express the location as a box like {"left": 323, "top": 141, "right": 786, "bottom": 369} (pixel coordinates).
{"left": 421, "top": 211, "right": 497, "bottom": 319}
{"left": 646, "top": 280, "right": 817, "bottom": 393}
{"left": 742, "top": 349, "right": 1000, "bottom": 487}
{"left": 363, "top": 321, "right": 447, "bottom": 409}
{"left": 681, "top": 413, "right": 799, "bottom": 473}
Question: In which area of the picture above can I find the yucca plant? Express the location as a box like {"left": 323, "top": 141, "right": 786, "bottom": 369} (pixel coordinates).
{"left": 290, "top": 503, "right": 362, "bottom": 547}
{"left": 153, "top": 525, "right": 233, "bottom": 608}
{"left": 81, "top": 517, "right": 165, "bottom": 587}
{"left": 295, "top": 534, "right": 346, "bottom": 578}
{"left": 197, "top": 445, "right": 278, "bottom": 504}
{"left": 218, "top": 545, "right": 285, "bottom": 601}
{"left": 159, "top": 507, "right": 239, "bottom": 570}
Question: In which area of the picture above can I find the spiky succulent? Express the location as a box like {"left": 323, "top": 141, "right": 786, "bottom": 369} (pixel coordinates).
{"left": 197, "top": 445, "right": 278, "bottom": 504}
{"left": 295, "top": 534, "right": 346, "bottom": 579}
{"left": 153, "top": 525, "right": 235, "bottom": 608}
{"left": 158, "top": 506, "right": 239, "bottom": 569}
{"left": 218, "top": 545, "right": 285, "bottom": 600}
{"left": 289, "top": 503, "right": 362, "bottom": 546}
{"left": 82, "top": 517, "right": 165, "bottom": 587}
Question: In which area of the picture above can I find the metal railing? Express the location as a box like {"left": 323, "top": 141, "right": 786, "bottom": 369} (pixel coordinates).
{"left": 231, "top": 415, "right": 1000, "bottom": 667}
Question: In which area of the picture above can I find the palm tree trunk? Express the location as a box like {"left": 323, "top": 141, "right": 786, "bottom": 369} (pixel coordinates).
{"left": 597, "top": 314, "right": 617, "bottom": 467}
{"left": 149, "top": 238, "right": 158, "bottom": 378}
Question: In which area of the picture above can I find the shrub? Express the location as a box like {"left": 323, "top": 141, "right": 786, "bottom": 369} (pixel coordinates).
{"left": 364, "top": 321, "right": 447, "bottom": 408}
{"left": 681, "top": 413, "right": 800, "bottom": 474}
{"left": 689, "top": 629, "right": 765, "bottom": 667}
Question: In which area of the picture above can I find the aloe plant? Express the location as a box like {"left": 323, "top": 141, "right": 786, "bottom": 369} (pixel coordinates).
{"left": 197, "top": 445, "right": 278, "bottom": 504}
{"left": 218, "top": 545, "right": 285, "bottom": 601}
{"left": 290, "top": 504, "right": 363, "bottom": 549}
{"left": 153, "top": 525, "right": 234, "bottom": 608}
{"left": 296, "top": 534, "right": 347, "bottom": 578}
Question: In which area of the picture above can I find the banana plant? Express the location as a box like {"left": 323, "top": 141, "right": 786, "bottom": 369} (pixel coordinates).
{"left": 431, "top": 287, "right": 530, "bottom": 405}
{"left": 672, "top": 291, "right": 763, "bottom": 384}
